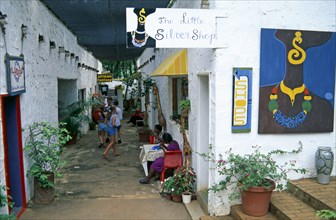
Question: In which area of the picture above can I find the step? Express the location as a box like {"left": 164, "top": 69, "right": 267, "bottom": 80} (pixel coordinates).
{"left": 230, "top": 205, "right": 278, "bottom": 220}
{"left": 270, "top": 191, "right": 319, "bottom": 220}
{"left": 200, "top": 215, "right": 234, "bottom": 220}
{"left": 185, "top": 200, "right": 207, "bottom": 220}
{"left": 287, "top": 177, "right": 336, "bottom": 211}
{"left": 196, "top": 190, "right": 209, "bottom": 215}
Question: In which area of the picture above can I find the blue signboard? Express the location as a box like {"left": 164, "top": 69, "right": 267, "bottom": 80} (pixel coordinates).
{"left": 232, "top": 68, "right": 252, "bottom": 133}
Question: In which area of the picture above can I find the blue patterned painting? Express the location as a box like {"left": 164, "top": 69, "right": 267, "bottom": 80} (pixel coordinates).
{"left": 258, "top": 29, "right": 336, "bottom": 133}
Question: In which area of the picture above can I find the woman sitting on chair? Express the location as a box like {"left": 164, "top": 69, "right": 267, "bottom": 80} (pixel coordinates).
{"left": 139, "top": 133, "right": 180, "bottom": 184}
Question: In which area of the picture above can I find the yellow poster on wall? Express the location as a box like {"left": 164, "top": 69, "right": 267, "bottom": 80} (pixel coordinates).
{"left": 97, "top": 74, "right": 112, "bottom": 83}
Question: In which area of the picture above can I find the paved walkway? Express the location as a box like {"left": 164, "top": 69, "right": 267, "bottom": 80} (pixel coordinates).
{"left": 20, "top": 118, "right": 192, "bottom": 220}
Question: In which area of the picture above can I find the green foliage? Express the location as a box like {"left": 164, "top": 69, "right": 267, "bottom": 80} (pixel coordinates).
{"left": 162, "top": 176, "right": 175, "bottom": 194}
{"left": 102, "top": 59, "right": 140, "bottom": 101}
{"left": 162, "top": 166, "right": 196, "bottom": 195}
{"left": 0, "top": 185, "right": 15, "bottom": 219}
{"left": 179, "top": 98, "right": 190, "bottom": 111}
{"left": 59, "top": 98, "right": 101, "bottom": 136}
{"left": 141, "top": 76, "right": 155, "bottom": 97}
{"left": 24, "top": 122, "right": 71, "bottom": 189}
{"left": 0, "top": 185, "right": 13, "bottom": 209}
{"left": 170, "top": 113, "right": 181, "bottom": 123}
{"left": 316, "top": 210, "right": 336, "bottom": 219}
{"left": 0, "top": 187, "right": 15, "bottom": 220}
{"left": 102, "top": 59, "right": 137, "bottom": 79}
{"left": 199, "top": 142, "right": 307, "bottom": 200}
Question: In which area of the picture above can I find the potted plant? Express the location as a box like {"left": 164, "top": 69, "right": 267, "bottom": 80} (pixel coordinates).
{"left": 24, "top": 122, "right": 71, "bottom": 204}
{"left": 59, "top": 98, "right": 100, "bottom": 144}
{"left": 202, "top": 143, "right": 306, "bottom": 217}
{"left": 162, "top": 166, "right": 197, "bottom": 203}
{"left": 161, "top": 176, "right": 175, "bottom": 200}
{"left": 175, "top": 166, "right": 196, "bottom": 204}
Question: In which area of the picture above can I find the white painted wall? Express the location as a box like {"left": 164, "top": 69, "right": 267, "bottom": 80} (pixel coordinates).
{"left": 0, "top": 0, "right": 101, "bottom": 212}
{"left": 139, "top": 0, "right": 336, "bottom": 216}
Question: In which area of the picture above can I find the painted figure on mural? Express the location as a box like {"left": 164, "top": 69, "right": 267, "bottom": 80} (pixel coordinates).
{"left": 126, "top": 8, "right": 156, "bottom": 48}
{"left": 258, "top": 29, "right": 336, "bottom": 133}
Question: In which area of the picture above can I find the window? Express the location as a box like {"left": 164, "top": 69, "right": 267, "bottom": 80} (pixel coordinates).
{"left": 171, "top": 77, "right": 188, "bottom": 126}
{"left": 78, "top": 89, "right": 86, "bottom": 102}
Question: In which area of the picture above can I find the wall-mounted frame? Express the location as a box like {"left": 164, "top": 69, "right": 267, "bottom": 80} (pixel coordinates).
{"left": 6, "top": 54, "right": 26, "bottom": 96}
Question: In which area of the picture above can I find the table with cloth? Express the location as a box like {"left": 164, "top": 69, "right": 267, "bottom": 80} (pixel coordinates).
{"left": 139, "top": 144, "right": 164, "bottom": 176}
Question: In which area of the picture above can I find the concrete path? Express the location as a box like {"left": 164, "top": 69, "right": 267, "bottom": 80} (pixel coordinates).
{"left": 20, "top": 118, "right": 192, "bottom": 220}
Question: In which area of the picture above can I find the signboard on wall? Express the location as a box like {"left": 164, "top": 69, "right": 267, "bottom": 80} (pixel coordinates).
{"left": 232, "top": 68, "right": 252, "bottom": 133}
{"left": 6, "top": 55, "right": 26, "bottom": 96}
{"left": 97, "top": 74, "right": 112, "bottom": 83}
{"left": 126, "top": 8, "right": 224, "bottom": 48}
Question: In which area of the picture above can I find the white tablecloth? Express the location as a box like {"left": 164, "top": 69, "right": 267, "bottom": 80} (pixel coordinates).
{"left": 139, "top": 144, "right": 164, "bottom": 176}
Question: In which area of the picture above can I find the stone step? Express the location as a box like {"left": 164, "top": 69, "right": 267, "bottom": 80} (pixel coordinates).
{"left": 185, "top": 200, "right": 207, "bottom": 220}
{"left": 230, "top": 205, "right": 278, "bottom": 220}
{"left": 200, "top": 215, "right": 234, "bottom": 220}
{"left": 198, "top": 177, "right": 336, "bottom": 220}
{"left": 270, "top": 191, "right": 319, "bottom": 220}
{"left": 287, "top": 177, "right": 336, "bottom": 211}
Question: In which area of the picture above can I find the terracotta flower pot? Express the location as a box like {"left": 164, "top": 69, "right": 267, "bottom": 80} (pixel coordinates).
{"left": 34, "top": 173, "right": 55, "bottom": 205}
{"left": 240, "top": 180, "right": 275, "bottom": 217}
{"left": 171, "top": 194, "right": 182, "bottom": 203}
{"left": 138, "top": 128, "right": 150, "bottom": 142}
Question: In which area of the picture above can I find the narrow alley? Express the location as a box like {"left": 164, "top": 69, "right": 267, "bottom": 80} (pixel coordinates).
{"left": 20, "top": 117, "right": 192, "bottom": 219}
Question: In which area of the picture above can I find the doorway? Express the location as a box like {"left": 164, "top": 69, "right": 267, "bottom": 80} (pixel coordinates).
{"left": 1, "top": 95, "right": 26, "bottom": 216}
{"left": 197, "top": 75, "right": 209, "bottom": 211}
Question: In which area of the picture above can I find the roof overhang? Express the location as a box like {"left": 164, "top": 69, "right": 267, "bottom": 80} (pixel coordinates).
{"left": 41, "top": 0, "right": 171, "bottom": 61}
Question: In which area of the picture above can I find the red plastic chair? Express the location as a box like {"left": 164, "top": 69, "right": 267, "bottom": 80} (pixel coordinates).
{"left": 160, "top": 150, "right": 183, "bottom": 183}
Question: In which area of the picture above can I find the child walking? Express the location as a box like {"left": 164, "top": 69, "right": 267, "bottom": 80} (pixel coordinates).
{"left": 103, "top": 106, "right": 120, "bottom": 159}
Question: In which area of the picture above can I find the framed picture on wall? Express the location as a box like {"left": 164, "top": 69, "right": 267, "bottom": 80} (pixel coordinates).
{"left": 6, "top": 54, "right": 26, "bottom": 96}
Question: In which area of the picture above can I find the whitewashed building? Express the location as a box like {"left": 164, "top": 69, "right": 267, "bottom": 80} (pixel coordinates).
{"left": 0, "top": 0, "right": 100, "bottom": 215}
{"left": 137, "top": 0, "right": 336, "bottom": 216}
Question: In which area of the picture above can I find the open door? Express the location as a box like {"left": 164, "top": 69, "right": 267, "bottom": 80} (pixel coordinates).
{"left": 1, "top": 95, "right": 26, "bottom": 217}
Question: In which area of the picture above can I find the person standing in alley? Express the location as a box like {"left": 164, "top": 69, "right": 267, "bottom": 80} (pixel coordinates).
{"left": 97, "top": 106, "right": 107, "bottom": 148}
{"left": 114, "top": 100, "right": 123, "bottom": 144}
{"left": 103, "top": 97, "right": 113, "bottom": 143}
{"left": 105, "top": 97, "right": 113, "bottom": 112}
{"left": 103, "top": 106, "right": 120, "bottom": 159}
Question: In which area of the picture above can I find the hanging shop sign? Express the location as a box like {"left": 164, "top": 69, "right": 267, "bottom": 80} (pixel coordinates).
{"left": 6, "top": 55, "right": 26, "bottom": 96}
{"left": 126, "top": 8, "right": 224, "bottom": 48}
{"left": 232, "top": 68, "right": 252, "bottom": 133}
{"left": 97, "top": 73, "right": 112, "bottom": 83}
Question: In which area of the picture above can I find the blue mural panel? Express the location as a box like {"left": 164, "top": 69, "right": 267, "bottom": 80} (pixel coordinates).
{"left": 258, "top": 29, "right": 336, "bottom": 133}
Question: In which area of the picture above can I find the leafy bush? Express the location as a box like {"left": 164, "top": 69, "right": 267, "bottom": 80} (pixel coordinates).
{"left": 0, "top": 185, "right": 15, "bottom": 220}
{"left": 24, "top": 122, "right": 71, "bottom": 188}
{"left": 200, "top": 143, "right": 306, "bottom": 200}
{"left": 316, "top": 210, "right": 336, "bottom": 220}
{"left": 162, "top": 166, "right": 196, "bottom": 195}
